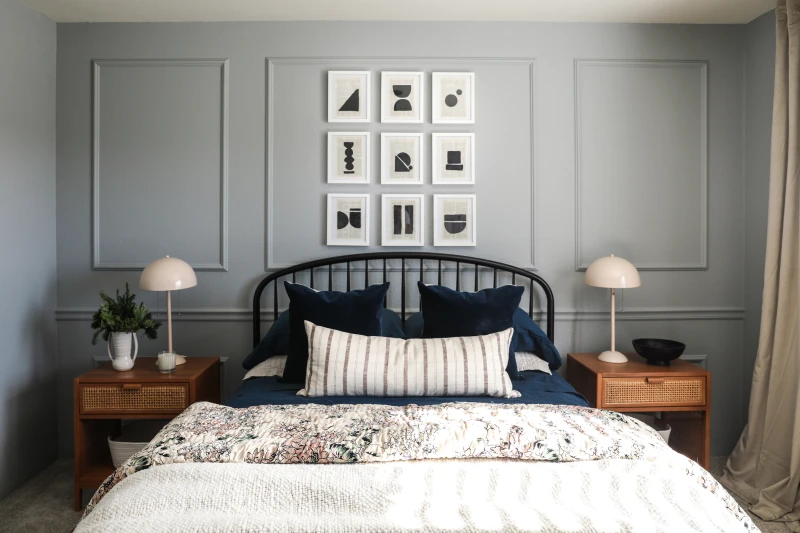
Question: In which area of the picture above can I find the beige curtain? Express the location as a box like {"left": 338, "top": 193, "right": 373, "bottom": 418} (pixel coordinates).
{"left": 721, "top": 0, "right": 800, "bottom": 530}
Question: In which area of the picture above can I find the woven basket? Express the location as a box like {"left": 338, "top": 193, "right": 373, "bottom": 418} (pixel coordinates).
{"left": 108, "top": 420, "right": 167, "bottom": 467}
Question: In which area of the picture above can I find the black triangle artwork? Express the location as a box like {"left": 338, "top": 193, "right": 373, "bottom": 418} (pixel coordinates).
{"left": 339, "top": 89, "right": 360, "bottom": 112}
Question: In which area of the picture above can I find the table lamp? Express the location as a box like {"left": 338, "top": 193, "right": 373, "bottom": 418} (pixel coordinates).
{"left": 584, "top": 254, "right": 641, "bottom": 363}
{"left": 139, "top": 256, "right": 197, "bottom": 365}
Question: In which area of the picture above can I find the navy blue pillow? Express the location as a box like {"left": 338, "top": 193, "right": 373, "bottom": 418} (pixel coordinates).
{"left": 281, "top": 282, "right": 390, "bottom": 383}
{"left": 417, "top": 282, "right": 524, "bottom": 380}
{"left": 404, "top": 308, "right": 562, "bottom": 371}
{"left": 242, "top": 307, "right": 406, "bottom": 371}
{"left": 512, "top": 308, "right": 562, "bottom": 370}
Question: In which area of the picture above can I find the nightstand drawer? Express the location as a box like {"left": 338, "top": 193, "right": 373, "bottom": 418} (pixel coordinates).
{"left": 603, "top": 376, "right": 706, "bottom": 407}
{"left": 79, "top": 383, "right": 188, "bottom": 414}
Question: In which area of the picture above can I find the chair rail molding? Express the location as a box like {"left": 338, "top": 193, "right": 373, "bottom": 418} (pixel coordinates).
{"left": 265, "top": 56, "right": 536, "bottom": 271}
{"left": 573, "top": 59, "right": 709, "bottom": 272}
{"left": 91, "top": 58, "right": 230, "bottom": 271}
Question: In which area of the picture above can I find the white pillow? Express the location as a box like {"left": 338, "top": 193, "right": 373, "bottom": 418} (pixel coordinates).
{"left": 243, "top": 355, "right": 287, "bottom": 380}
{"left": 516, "top": 352, "right": 552, "bottom": 375}
{"left": 243, "top": 352, "right": 550, "bottom": 380}
{"left": 299, "top": 321, "right": 520, "bottom": 398}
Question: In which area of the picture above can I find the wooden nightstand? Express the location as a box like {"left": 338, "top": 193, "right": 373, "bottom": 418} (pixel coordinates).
{"left": 73, "top": 357, "right": 220, "bottom": 510}
{"left": 567, "top": 353, "right": 710, "bottom": 469}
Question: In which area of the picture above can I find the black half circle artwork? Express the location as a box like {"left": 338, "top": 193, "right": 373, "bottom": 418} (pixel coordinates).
{"left": 337, "top": 211, "right": 349, "bottom": 229}
{"left": 443, "top": 214, "right": 467, "bottom": 234}
{"left": 394, "top": 99, "right": 413, "bottom": 112}
{"left": 339, "top": 89, "right": 359, "bottom": 112}
{"left": 392, "top": 85, "right": 412, "bottom": 98}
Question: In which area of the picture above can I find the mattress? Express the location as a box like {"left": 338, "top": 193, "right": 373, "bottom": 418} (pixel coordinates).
{"left": 225, "top": 370, "right": 588, "bottom": 408}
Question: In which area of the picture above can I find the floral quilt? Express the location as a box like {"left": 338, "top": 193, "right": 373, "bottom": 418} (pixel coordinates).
{"left": 82, "top": 401, "right": 756, "bottom": 531}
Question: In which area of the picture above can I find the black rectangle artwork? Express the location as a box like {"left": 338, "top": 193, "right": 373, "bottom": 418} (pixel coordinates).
{"left": 393, "top": 204, "right": 414, "bottom": 235}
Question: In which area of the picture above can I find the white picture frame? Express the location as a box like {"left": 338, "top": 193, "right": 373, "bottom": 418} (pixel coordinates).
{"left": 433, "top": 194, "right": 477, "bottom": 247}
{"left": 380, "top": 133, "right": 423, "bottom": 185}
{"left": 432, "top": 72, "right": 475, "bottom": 124}
{"left": 327, "top": 194, "right": 370, "bottom": 246}
{"left": 381, "top": 194, "right": 425, "bottom": 247}
{"left": 432, "top": 133, "right": 475, "bottom": 185}
{"left": 381, "top": 71, "right": 424, "bottom": 123}
{"left": 328, "top": 71, "right": 371, "bottom": 123}
{"left": 327, "top": 132, "right": 370, "bottom": 184}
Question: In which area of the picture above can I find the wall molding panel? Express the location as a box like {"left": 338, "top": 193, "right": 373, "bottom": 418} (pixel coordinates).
{"left": 574, "top": 59, "right": 709, "bottom": 271}
{"left": 56, "top": 306, "right": 745, "bottom": 323}
{"left": 265, "top": 57, "right": 537, "bottom": 271}
{"left": 92, "top": 58, "right": 230, "bottom": 271}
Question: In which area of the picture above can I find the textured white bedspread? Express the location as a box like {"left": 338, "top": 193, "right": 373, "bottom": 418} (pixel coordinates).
{"left": 76, "top": 459, "right": 758, "bottom": 533}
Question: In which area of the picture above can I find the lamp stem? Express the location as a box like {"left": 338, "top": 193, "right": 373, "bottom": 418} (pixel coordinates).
{"left": 167, "top": 290, "right": 173, "bottom": 354}
{"left": 610, "top": 287, "right": 616, "bottom": 353}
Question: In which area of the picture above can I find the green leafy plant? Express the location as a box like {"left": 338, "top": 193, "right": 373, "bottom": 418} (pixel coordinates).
{"left": 91, "top": 283, "right": 161, "bottom": 345}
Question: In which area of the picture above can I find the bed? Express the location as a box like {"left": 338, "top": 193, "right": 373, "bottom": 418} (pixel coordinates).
{"left": 74, "top": 252, "right": 759, "bottom": 533}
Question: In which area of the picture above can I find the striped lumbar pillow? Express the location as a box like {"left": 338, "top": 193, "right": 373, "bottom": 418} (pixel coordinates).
{"left": 299, "top": 321, "right": 520, "bottom": 398}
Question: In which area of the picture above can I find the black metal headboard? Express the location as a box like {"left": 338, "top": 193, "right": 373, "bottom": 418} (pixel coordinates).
{"left": 252, "top": 252, "right": 555, "bottom": 347}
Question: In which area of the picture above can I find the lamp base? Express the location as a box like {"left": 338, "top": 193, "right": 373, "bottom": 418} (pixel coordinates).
{"left": 597, "top": 350, "right": 628, "bottom": 364}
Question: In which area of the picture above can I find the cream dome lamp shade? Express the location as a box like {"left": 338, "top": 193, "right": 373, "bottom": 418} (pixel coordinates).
{"left": 139, "top": 256, "right": 197, "bottom": 292}
{"left": 139, "top": 256, "right": 197, "bottom": 363}
{"left": 584, "top": 255, "right": 641, "bottom": 364}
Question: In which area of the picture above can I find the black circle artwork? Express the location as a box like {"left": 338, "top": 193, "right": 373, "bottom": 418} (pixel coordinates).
{"left": 394, "top": 152, "right": 413, "bottom": 172}
{"left": 343, "top": 141, "right": 355, "bottom": 175}
{"left": 445, "top": 89, "right": 463, "bottom": 108}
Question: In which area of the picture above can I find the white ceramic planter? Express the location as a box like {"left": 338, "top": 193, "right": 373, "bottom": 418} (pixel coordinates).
{"left": 108, "top": 332, "right": 138, "bottom": 371}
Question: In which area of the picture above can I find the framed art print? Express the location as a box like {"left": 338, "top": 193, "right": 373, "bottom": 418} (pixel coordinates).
{"left": 327, "top": 194, "right": 370, "bottom": 246}
{"left": 433, "top": 194, "right": 476, "bottom": 247}
{"left": 432, "top": 133, "right": 475, "bottom": 185}
{"left": 327, "top": 132, "right": 370, "bottom": 184}
{"left": 381, "top": 71, "right": 424, "bottom": 123}
{"left": 381, "top": 133, "right": 423, "bottom": 185}
{"left": 381, "top": 194, "right": 424, "bottom": 247}
{"left": 328, "top": 71, "right": 370, "bottom": 123}
{"left": 432, "top": 72, "right": 475, "bottom": 124}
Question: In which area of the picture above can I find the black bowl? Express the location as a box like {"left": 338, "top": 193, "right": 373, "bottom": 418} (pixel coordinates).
{"left": 632, "top": 338, "right": 686, "bottom": 366}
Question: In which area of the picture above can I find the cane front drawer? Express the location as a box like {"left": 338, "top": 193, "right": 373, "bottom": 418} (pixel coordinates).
{"left": 602, "top": 376, "right": 706, "bottom": 408}
{"left": 79, "top": 383, "right": 188, "bottom": 414}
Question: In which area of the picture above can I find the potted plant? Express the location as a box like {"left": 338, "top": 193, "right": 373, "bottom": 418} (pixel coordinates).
{"left": 91, "top": 283, "right": 161, "bottom": 371}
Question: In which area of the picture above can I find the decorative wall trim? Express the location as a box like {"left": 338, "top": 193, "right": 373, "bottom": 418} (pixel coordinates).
{"left": 265, "top": 57, "right": 537, "bottom": 271}
{"left": 573, "top": 59, "right": 709, "bottom": 271}
{"left": 92, "top": 59, "right": 230, "bottom": 271}
{"left": 56, "top": 306, "right": 744, "bottom": 323}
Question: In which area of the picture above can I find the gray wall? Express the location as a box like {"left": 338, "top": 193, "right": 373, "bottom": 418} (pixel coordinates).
{"left": 56, "top": 21, "right": 748, "bottom": 456}
{"left": 0, "top": 0, "right": 57, "bottom": 499}
{"left": 743, "top": 11, "right": 776, "bottom": 404}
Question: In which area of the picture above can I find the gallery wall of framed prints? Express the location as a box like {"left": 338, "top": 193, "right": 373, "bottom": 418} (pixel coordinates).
{"left": 325, "top": 69, "right": 476, "bottom": 247}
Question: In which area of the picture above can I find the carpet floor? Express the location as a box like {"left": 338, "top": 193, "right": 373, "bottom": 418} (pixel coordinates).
{"left": 0, "top": 457, "right": 790, "bottom": 532}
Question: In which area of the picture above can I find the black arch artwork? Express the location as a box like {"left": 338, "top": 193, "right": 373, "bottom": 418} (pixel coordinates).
{"left": 339, "top": 89, "right": 359, "bottom": 112}
{"left": 337, "top": 208, "right": 362, "bottom": 230}
{"left": 394, "top": 152, "right": 413, "bottom": 172}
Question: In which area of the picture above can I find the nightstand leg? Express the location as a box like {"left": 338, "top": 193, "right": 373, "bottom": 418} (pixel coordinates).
{"left": 74, "top": 486, "right": 81, "bottom": 511}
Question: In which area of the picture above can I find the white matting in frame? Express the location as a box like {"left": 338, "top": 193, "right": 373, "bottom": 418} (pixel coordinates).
{"left": 381, "top": 133, "right": 423, "bottom": 185}
{"left": 328, "top": 71, "right": 371, "bottom": 123}
{"left": 432, "top": 72, "right": 475, "bottom": 124}
{"left": 327, "top": 194, "right": 370, "bottom": 246}
{"left": 433, "top": 194, "right": 476, "bottom": 247}
{"left": 381, "top": 71, "right": 424, "bottom": 123}
{"left": 432, "top": 133, "right": 475, "bottom": 185}
{"left": 381, "top": 194, "right": 425, "bottom": 247}
{"left": 328, "top": 132, "right": 370, "bottom": 184}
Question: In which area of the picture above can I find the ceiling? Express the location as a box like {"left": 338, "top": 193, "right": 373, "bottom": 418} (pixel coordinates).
{"left": 22, "top": 0, "right": 775, "bottom": 24}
